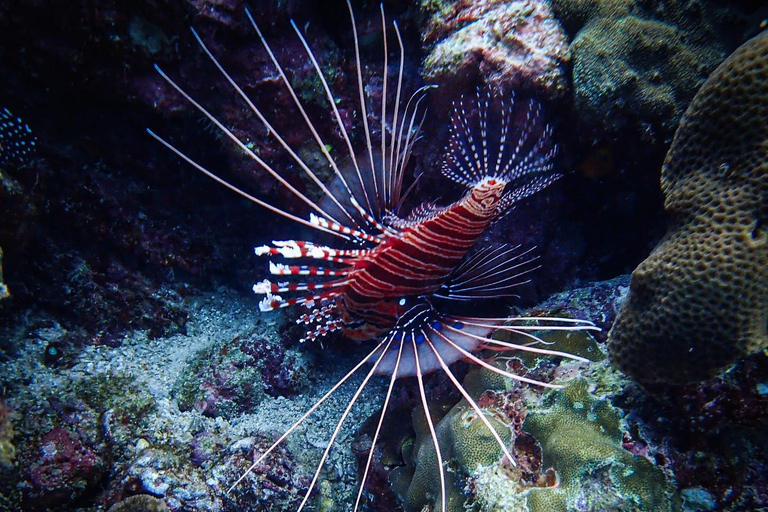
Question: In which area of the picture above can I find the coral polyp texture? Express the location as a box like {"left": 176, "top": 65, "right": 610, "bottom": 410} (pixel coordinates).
{"left": 422, "top": 0, "right": 569, "bottom": 99}
{"left": 551, "top": 0, "right": 746, "bottom": 139}
{"left": 523, "top": 379, "right": 679, "bottom": 511}
{"left": 608, "top": 30, "right": 768, "bottom": 385}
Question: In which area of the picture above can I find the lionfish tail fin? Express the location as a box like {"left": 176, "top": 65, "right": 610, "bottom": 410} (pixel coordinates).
{"left": 441, "top": 90, "right": 560, "bottom": 198}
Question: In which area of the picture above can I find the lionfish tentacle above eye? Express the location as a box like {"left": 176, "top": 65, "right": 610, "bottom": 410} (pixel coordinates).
{"left": 150, "top": 1, "right": 599, "bottom": 511}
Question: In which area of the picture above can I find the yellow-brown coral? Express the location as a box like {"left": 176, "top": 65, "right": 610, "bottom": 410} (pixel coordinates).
{"left": 608, "top": 30, "right": 768, "bottom": 384}
{"left": 0, "top": 400, "right": 15, "bottom": 468}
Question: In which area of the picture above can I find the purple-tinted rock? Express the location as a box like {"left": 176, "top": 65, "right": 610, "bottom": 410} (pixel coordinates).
{"left": 25, "top": 427, "right": 106, "bottom": 511}
{"left": 423, "top": 0, "right": 570, "bottom": 101}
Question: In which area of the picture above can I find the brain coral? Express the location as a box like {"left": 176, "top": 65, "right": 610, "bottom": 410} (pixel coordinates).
{"left": 389, "top": 395, "right": 517, "bottom": 512}
{"left": 572, "top": 14, "right": 722, "bottom": 136}
{"left": 608, "top": 30, "right": 768, "bottom": 384}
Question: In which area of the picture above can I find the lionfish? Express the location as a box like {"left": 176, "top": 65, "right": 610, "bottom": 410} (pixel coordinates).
{"left": 149, "top": 2, "right": 596, "bottom": 511}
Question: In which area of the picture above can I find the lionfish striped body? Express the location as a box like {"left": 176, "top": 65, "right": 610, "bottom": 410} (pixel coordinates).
{"left": 149, "top": 3, "right": 597, "bottom": 511}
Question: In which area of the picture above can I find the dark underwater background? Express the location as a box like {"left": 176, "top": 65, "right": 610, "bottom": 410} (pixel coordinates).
{"left": 0, "top": 1, "right": 766, "bottom": 511}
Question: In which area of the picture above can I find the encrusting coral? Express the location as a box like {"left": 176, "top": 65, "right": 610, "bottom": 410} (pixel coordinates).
{"left": 523, "top": 379, "right": 679, "bottom": 511}
{"left": 552, "top": 0, "right": 746, "bottom": 139}
{"left": 608, "top": 30, "right": 768, "bottom": 384}
{"left": 0, "top": 401, "right": 15, "bottom": 468}
{"left": 386, "top": 341, "right": 679, "bottom": 512}
{"left": 571, "top": 14, "right": 723, "bottom": 136}
{"left": 387, "top": 366, "right": 555, "bottom": 512}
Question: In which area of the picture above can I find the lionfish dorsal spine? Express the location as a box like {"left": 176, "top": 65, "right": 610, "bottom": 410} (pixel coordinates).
{"left": 244, "top": 9, "right": 363, "bottom": 228}
{"left": 441, "top": 90, "right": 562, "bottom": 220}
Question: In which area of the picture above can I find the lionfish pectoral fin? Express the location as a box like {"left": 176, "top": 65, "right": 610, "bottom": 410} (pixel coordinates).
{"left": 434, "top": 243, "right": 541, "bottom": 301}
{"left": 364, "top": 304, "right": 516, "bottom": 512}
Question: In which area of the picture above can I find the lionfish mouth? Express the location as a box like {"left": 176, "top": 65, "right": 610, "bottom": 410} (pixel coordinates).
{"left": 148, "top": 2, "right": 598, "bottom": 511}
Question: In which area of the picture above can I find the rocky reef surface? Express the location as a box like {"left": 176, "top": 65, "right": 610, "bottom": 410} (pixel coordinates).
{"left": 1, "top": 289, "right": 388, "bottom": 511}
{"left": 1, "top": 0, "right": 767, "bottom": 511}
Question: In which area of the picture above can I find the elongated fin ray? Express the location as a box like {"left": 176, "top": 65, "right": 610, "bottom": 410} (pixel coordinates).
{"left": 428, "top": 324, "right": 564, "bottom": 388}
{"left": 441, "top": 322, "right": 591, "bottom": 362}
{"left": 424, "top": 330, "right": 516, "bottom": 467}
{"left": 188, "top": 27, "right": 361, "bottom": 229}
{"left": 151, "top": 64, "right": 349, "bottom": 228}
{"left": 354, "top": 339, "right": 404, "bottom": 511}
{"left": 379, "top": 4, "right": 391, "bottom": 211}
{"left": 347, "top": 0, "right": 380, "bottom": 211}
{"left": 245, "top": 8, "right": 365, "bottom": 227}
{"left": 226, "top": 338, "right": 389, "bottom": 494}
{"left": 147, "top": 128, "right": 344, "bottom": 239}
{"left": 289, "top": 18, "right": 374, "bottom": 214}
{"left": 436, "top": 244, "right": 541, "bottom": 300}
{"left": 387, "top": 20, "right": 406, "bottom": 207}
{"left": 296, "top": 336, "right": 395, "bottom": 511}
{"left": 412, "top": 333, "right": 448, "bottom": 512}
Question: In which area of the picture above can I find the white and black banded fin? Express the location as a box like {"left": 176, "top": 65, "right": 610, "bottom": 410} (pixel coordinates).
{"left": 435, "top": 244, "right": 541, "bottom": 301}
{"left": 441, "top": 90, "right": 561, "bottom": 205}
{"left": 149, "top": 0, "right": 429, "bottom": 246}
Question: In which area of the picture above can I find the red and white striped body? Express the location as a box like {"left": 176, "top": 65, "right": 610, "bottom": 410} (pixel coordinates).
{"left": 339, "top": 177, "right": 507, "bottom": 339}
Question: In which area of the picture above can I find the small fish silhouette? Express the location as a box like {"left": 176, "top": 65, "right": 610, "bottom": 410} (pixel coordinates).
{"left": 0, "top": 107, "right": 36, "bottom": 168}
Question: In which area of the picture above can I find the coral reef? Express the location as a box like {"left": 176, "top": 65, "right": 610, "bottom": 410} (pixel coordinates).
{"left": 384, "top": 345, "right": 679, "bottom": 512}
{"left": 631, "top": 354, "right": 768, "bottom": 509}
{"left": 387, "top": 369, "right": 553, "bottom": 512}
{"left": 552, "top": 0, "right": 749, "bottom": 140}
{"left": 422, "top": 0, "right": 569, "bottom": 100}
{"left": 369, "top": 280, "right": 689, "bottom": 512}
{"left": 571, "top": 14, "right": 721, "bottom": 136}
{"left": 25, "top": 427, "right": 107, "bottom": 510}
{"left": 0, "top": 291, "right": 387, "bottom": 511}
{"left": 523, "top": 379, "right": 679, "bottom": 511}
{"left": 172, "top": 325, "right": 310, "bottom": 418}
{"left": 107, "top": 494, "right": 170, "bottom": 512}
{"left": 0, "top": 0, "right": 766, "bottom": 511}
{"left": 609, "top": 30, "right": 768, "bottom": 384}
